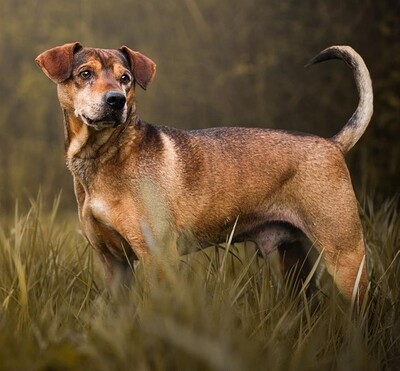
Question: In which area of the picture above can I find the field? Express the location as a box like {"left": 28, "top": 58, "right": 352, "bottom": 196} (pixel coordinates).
{"left": 0, "top": 194, "right": 399, "bottom": 370}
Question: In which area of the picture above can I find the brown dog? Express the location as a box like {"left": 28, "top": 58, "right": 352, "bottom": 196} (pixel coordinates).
{"left": 36, "top": 43, "right": 372, "bottom": 301}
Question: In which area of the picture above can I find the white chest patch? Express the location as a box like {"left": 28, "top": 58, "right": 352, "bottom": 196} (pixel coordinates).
{"left": 91, "top": 197, "right": 109, "bottom": 220}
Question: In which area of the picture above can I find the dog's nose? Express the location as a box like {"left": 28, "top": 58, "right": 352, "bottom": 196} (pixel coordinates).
{"left": 105, "top": 91, "right": 126, "bottom": 110}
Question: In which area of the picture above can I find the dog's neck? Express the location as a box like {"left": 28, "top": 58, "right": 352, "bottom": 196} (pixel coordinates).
{"left": 63, "top": 110, "right": 138, "bottom": 158}
{"left": 64, "top": 111, "right": 140, "bottom": 189}
{"left": 63, "top": 110, "right": 140, "bottom": 182}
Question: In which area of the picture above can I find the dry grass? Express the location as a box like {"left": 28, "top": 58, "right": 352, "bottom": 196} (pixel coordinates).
{"left": 0, "top": 194, "right": 399, "bottom": 370}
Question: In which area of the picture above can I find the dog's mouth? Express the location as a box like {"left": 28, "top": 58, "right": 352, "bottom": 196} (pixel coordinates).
{"left": 83, "top": 114, "right": 123, "bottom": 130}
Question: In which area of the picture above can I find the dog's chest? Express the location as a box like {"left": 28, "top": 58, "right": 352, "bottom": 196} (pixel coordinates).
{"left": 82, "top": 195, "right": 130, "bottom": 256}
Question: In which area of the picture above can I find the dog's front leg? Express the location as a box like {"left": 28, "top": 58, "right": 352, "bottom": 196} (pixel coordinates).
{"left": 99, "top": 248, "right": 136, "bottom": 288}
{"left": 117, "top": 218, "right": 180, "bottom": 287}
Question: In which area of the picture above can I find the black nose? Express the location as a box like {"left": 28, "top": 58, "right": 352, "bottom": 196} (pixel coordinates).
{"left": 105, "top": 91, "right": 126, "bottom": 110}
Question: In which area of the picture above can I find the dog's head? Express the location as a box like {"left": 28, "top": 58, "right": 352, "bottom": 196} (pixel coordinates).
{"left": 36, "top": 42, "right": 156, "bottom": 129}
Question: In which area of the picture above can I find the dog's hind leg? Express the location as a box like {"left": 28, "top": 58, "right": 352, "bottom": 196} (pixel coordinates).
{"left": 298, "top": 186, "right": 368, "bottom": 303}
{"left": 312, "top": 230, "right": 367, "bottom": 303}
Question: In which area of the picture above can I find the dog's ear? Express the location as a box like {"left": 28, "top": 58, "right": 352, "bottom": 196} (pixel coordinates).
{"left": 119, "top": 46, "right": 156, "bottom": 90}
{"left": 35, "top": 42, "right": 82, "bottom": 84}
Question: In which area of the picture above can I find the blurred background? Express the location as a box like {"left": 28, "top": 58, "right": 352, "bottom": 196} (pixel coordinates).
{"left": 0, "top": 0, "right": 398, "bottom": 214}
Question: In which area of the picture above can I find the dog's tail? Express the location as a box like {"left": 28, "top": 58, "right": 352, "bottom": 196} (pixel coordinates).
{"left": 306, "top": 46, "right": 373, "bottom": 154}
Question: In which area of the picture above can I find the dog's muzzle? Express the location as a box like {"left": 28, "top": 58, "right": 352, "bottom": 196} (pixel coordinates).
{"left": 82, "top": 91, "right": 127, "bottom": 129}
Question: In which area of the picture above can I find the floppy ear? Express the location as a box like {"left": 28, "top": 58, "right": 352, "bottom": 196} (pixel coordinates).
{"left": 119, "top": 46, "right": 156, "bottom": 90}
{"left": 35, "top": 42, "right": 82, "bottom": 84}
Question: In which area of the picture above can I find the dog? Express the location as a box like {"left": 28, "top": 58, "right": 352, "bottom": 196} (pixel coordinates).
{"left": 36, "top": 43, "right": 372, "bottom": 301}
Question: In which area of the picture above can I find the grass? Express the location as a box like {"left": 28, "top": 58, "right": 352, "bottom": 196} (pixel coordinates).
{"left": 0, "top": 194, "right": 399, "bottom": 370}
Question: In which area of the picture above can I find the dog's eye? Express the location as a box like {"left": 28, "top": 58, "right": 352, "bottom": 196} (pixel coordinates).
{"left": 79, "top": 70, "right": 92, "bottom": 80}
{"left": 120, "top": 73, "right": 131, "bottom": 84}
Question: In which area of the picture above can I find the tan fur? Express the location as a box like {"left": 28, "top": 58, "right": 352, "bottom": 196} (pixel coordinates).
{"left": 36, "top": 43, "right": 372, "bottom": 301}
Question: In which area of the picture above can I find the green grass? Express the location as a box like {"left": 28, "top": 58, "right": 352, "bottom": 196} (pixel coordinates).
{"left": 0, "top": 194, "right": 399, "bottom": 370}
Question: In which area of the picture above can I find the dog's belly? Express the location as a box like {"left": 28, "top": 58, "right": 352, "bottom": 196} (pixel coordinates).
{"left": 176, "top": 220, "right": 306, "bottom": 259}
{"left": 180, "top": 206, "right": 307, "bottom": 255}
{"left": 233, "top": 220, "right": 306, "bottom": 255}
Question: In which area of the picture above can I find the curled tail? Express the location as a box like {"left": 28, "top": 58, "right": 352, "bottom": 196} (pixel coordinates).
{"left": 306, "top": 46, "right": 373, "bottom": 153}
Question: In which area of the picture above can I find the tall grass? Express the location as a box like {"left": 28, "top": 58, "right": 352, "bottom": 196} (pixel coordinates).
{"left": 0, "top": 194, "right": 399, "bottom": 370}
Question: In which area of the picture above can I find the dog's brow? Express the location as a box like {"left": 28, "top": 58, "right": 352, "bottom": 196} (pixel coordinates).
{"left": 73, "top": 48, "right": 129, "bottom": 70}
{"left": 73, "top": 49, "right": 94, "bottom": 70}
{"left": 97, "top": 49, "right": 129, "bottom": 70}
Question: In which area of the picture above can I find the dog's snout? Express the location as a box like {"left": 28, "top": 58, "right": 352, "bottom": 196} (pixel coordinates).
{"left": 105, "top": 91, "right": 126, "bottom": 110}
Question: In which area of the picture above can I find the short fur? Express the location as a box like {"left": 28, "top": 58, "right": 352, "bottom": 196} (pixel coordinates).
{"left": 36, "top": 43, "right": 372, "bottom": 301}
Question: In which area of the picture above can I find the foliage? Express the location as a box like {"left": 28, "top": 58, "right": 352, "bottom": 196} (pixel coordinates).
{"left": 0, "top": 194, "right": 399, "bottom": 370}
{"left": 0, "top": 0, "right": 399, "bottom": 212}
